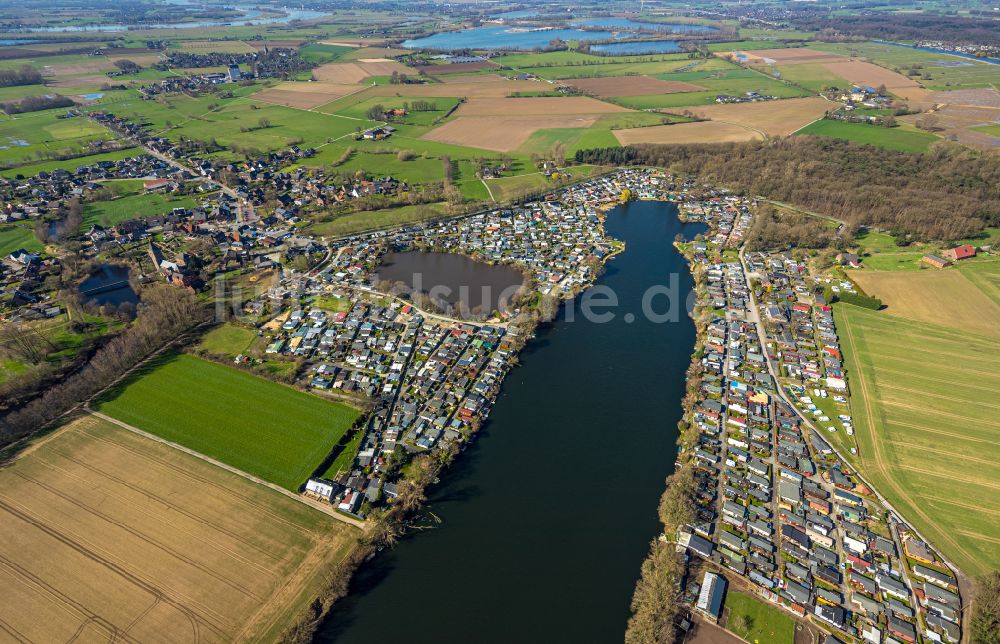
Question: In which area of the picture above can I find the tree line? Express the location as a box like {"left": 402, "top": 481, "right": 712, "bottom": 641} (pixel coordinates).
{"left": 0, "top": 66, "right": 44, "bottom": 88}
{"left": 0, "top": 286, "right": 209, "bottom": 447}
{"left": 1, "top": 94, "right": 74, "bottom": 115}
{"left": 575, "top": 138, "right": 1000, "bottom": 242}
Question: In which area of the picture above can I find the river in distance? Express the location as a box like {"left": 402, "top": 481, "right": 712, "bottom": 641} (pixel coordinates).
{"left": 315, "top": 200, "right": 707, "bottom": 643}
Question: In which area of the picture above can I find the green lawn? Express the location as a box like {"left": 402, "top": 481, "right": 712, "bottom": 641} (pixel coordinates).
{"left": 94, "top": 353, "right": 361, "bottom": 490}
{"left": 320, "top": 430, "right": 364, "bottom": 480}
{"left": 724, "top": 591, "right": 795, "bottom": 644}
{"left": 797, "top": 120, "right": 939, "bottom": 152}
{"left": 972, "top": 123, "right": 1000, "bottom": 137}
{"left": 0, "top": 224, "right": 43, "bottom": 257}
{"left": 308, "top": 202, "right": 449, "bottom": 238}
{"left": 836, "top": 305, "right": 1000, "bottom": 577}
{"left": 82, "top": 191, "right": 205, "bottom": 228}
{"left": 198, "top": 323, "right": 258, "bottom": 356}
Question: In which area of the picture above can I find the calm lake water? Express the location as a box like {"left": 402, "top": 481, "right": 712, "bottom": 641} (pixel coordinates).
{"left": 376, "top": 251, "right": 525, "bottom": 318}
{"left": 590, "top": 40, "right": 684, "bottom": 55}
{"left": 402, "top": 26, "right": 615, "bottom": 51}
{"left": 7, "top": 4, "right": 327, "bottom": 33}
{"left": 316, "top": 201, "right": 706, "bottom": 643}
{"left": 79, "top": 264, "right": 138, "bottom": 308}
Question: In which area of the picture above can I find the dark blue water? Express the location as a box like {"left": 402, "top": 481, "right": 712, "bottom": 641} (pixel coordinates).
{"left": 591, "top": 40, "right": 684, "bottom": 55}
{"left": 315, "top": 201, "right": 706, "bottom": 643}
{"left": 403, "top": 26, "right": 615, "bottom": 51}
{"left": 79, "top": 264, "right": 138, "bottom": 308}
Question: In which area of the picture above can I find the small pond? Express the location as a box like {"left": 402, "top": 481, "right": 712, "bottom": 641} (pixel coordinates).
{"left": 79, "top": 264, "right": 138, "bottom": 310}
{"left": 375, "top": 251, "right": 525, "bottom": 319}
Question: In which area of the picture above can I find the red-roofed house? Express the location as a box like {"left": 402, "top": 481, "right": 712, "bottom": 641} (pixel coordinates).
{"left": 943, "top": 244, "right": 976, "bottom": 261}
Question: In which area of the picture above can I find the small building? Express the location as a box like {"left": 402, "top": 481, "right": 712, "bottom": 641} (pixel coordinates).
{"left": 304, "top": 478, "right": 335, "bottom": 501}
{"left": 696, "top": 571, "right": 726, "bottom": 621}
{"left": 943, "top": 244, "right": 975, "bottom": 261}
{"left": 921, "top": 254, "right": 952, "bottom": 269}
{"left": 837, "top": 252, "right": 862, "bottom": 268}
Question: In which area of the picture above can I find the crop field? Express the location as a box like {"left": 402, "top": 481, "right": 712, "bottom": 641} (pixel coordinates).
{"left": 808, "top": 42, "right": 1000, "bottom": 91}
{"left": 737, "top": 47, "right": 845, "bottom": 65}
{"left": 453, "top": 96, "right": 630, "bottom": 117}
{"left": 850, "top": 265, "right": 1000, "bottom": 338}
{"left": 562, "top": 75, "right": 705, "bottom": 96}
{"left": 423, "top": 115, "right": 600, "bottom": 152}
{"left": 94, "top": 353, "right": 361, "bottom": 491}
{"left": 0, "top": 416, "right": 356, "bottom": 643}
{"left": 822, "top": 60, "right": 932, "bottom": 101}
{"left": 835, "top": 304, "right": 1000, "bottom": 577}
{"left": 613, "top": 120, "right": 763, "bottom": 145}
{"left": 311, "top": 60, "right": 414, "bottom": 83}
{"left": 797, "top": 120, "right": 938, "bottom": 152}
{"left": 252, "top": 82, "right": 362, "bottom": 110}
{"left": 678, "top": 97, "right": 831, "bottom": 136}
{"left": 173, "top": 40, "right": 257, "bottom": 54}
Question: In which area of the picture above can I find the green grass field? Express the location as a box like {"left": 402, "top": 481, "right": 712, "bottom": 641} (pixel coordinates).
{"left": 0, "top": 110, "right": 111, "bottom": 168}
{"left": 972, "top": 123, "right": 1000, "bottom": 137}
{"left": 835, "top": 304, "right": 1000, "bottom": 576}
{"left": 94, "top": 353, "right": 361, "bottom": 490}
{"left": 724, "top": 592, "right": 795, "bottom": 644}
{"left": 797, "top": 120, "right": 939, "bottom": 152}
{"left": 81, "top": 190, "right": 204, "bottom": 228}
{"left": 0, "top": 223, "right": 43, "bottom": 256}
{"left": 308, "top": 202, "right": 449, "bottom": 237}
{"left": 198, "top": 323, "right": 258, "bottom": 356}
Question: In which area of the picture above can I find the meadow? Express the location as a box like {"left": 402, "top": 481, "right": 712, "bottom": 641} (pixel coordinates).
{"left": 94, "top": 353, "right": 361, "bottom": 490}
{"left": 0, "top": 416, "right": 357, "bottom": 643}
{"left": 724, "top": 592, "right": 796, "bottom": 644}
{"left": 198, "top": 323, "right": 259, "bottom": 356}
{"left": 796, "top": 119, "right": 939, "bottom": 152}
{"left": 82, "top": 189, "right": 205, "bottom": 228}
{"left": 835, "top": 303, "right": 1000, "bottom": 577}
{"left": 0, "top": 222, "right": 43, "bottom": 256}
{"left": 0, "top": 109, "right": 110, "bottom": 168}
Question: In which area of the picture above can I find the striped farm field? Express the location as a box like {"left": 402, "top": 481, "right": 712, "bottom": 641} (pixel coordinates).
{"left": 94, "top": 353, "right": 361, "bottom": 491}
{"left": 835, "top": 304, "right": 1000, "bottom": 576}
{"left": 0, "top": 416, "right": 356, "bottom": 643}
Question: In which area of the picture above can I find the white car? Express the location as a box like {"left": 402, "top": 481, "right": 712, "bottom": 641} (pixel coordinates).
{"left": 828, "top": 426, "right": 837, "bottom": 432}
{"left": 846, "top": 428, "right": 854, "bottom": 436}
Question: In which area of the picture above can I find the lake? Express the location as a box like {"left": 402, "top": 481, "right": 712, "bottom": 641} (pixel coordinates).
{"left": 78, "top": 264, "right": 138, "bottom": 309}
{"left": 5, "top": 4, "right": 328, "bottom": 33}
{"left": 402, "top": 26, "right": 616, "bottom": 51}
{"left": 375, "top": 251, "right": 525, "bottom": 319}
{"left": 315, "top": 200, "right": 706, "bottom": 643}
{"left": 590, "top": 40, "right": 684, "bottom": 55}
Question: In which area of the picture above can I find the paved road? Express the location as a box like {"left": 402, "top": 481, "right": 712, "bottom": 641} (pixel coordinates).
{"left": 88, "top": 409, "right": 366, "bottom": 530}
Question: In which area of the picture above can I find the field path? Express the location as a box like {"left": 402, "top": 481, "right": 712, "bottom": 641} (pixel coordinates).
{"left": 86, "top": 410, "right": 366, "bottom": 530}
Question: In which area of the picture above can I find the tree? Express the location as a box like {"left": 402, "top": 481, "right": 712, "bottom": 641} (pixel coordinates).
{"left": 113, "top": 59, "right": 140, "bottom": 74}
{"left": 624, "top": 540, "right": 682, "bottom": 644}
{"left": 971, "top": 571, "right": 1000, "bottom": 644}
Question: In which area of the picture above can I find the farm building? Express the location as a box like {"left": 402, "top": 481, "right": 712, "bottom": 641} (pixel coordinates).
{"left": 943, "top": 244, "right": 976, "bottom": 261}
{"left": 921, "top": 254, "right": 953, "bottom": 269}
{"left": 696, "top": 571, "right": 726, "bottom": 621}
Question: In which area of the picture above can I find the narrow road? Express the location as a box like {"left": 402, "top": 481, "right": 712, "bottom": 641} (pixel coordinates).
{"left": 87, "top": 409, "right": 366, "bottom": 530}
